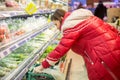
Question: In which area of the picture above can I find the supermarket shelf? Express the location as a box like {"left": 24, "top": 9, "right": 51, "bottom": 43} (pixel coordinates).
{"left": 15, "top": 31, "right": 60, "bottom": 80}
{"left": 1, "top": 30, "right": 60, "bottom": 80}
{"left": 0, "top": 10, "right": 54, "bottom": 20}
{"left": 0, "top": 22, "right": 54, "bottom": 60}
{"left": 7, "top": 10, "right": 54, "bottom": 19}
{"left": 52, "top": 0, "right": 67, "bottom": 5}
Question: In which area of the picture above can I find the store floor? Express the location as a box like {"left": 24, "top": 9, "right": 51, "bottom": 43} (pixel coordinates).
{"left": 63, "top": 50, "right": 89, "bottom": 80}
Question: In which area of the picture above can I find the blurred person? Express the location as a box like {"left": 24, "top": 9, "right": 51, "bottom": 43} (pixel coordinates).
{"left": 94, "top": 0, "right": 107, "bottom": 20}
{"left": 76, "top": 3, "right": 86, "bottom": 9}
{"left": 34, "top": 8, "right": 120, "bottom": 80}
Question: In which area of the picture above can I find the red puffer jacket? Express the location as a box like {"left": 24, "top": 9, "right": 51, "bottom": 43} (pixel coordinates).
{"left": 42, "top": 10, "right": 120, "bottom": 80}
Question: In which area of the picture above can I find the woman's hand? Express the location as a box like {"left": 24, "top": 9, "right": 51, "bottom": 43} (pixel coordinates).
{"left": 33, "top": 65, "right": 44, "bottom": 73}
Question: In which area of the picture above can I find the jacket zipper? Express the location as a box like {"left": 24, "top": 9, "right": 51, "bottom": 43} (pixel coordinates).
{"left": 101, "top": 61, "right": 118, "bottom": 80}
{"left": 84, "top": 51, "right": 94, "bottom": 65}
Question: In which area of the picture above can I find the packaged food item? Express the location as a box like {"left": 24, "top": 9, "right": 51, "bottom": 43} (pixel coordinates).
{"left": 5, "top": 0, "right": 19, "bottom": 7}
{"left": 0, "top": 22, "right": 10, "bottom": 42}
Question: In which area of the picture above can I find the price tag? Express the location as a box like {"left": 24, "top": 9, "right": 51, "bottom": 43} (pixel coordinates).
{"left": 25, "top": 2, "right": 37, "bottom": 15}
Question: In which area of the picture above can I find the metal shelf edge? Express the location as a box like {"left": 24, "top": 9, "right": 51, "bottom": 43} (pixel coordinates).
{"left": 0, "top": 10, "right": 54, "bottom": 20}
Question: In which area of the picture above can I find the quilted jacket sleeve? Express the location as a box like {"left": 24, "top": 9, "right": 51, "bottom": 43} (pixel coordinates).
{"left": 42, "top": 29, "right": 81, "bottom": 68}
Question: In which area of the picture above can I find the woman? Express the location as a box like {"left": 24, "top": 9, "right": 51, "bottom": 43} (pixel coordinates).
{"left": 34, "top": 9, "right": 120, "bottom": 80}
{"left": 94, "top": 1, "right": 107, "bottom": 20}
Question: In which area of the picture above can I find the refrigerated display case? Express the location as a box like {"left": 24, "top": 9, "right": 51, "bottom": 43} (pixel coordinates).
{"left": 0, "top": 10, "right": 60, "bottom": 80}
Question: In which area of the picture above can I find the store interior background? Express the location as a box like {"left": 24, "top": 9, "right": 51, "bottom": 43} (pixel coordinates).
{"left": 0, "top": 0, "right": 120, "bottom": 23}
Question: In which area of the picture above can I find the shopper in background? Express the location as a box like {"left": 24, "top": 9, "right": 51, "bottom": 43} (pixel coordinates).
{"left": 94, "top": 0, "right": 107, "bottom": 20}
{"left": 34, "top": 8, "right": 120, "bottom": 80}
{"left": 76, "top": 3, "right": 86, "bottom": 9}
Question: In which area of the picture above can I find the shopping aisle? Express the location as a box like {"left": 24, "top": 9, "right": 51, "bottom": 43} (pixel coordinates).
{"left": 63, "top": 50, "right": 88, "bottom": 80}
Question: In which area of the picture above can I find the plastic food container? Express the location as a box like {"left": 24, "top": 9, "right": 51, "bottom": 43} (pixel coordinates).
{"left": 0, "top": 22, "right": 10, "bottom": 42}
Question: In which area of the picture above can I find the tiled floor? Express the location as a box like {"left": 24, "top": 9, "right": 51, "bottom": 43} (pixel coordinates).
{"left": 64, "top": 50, "right": 89, "bottom": 80}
